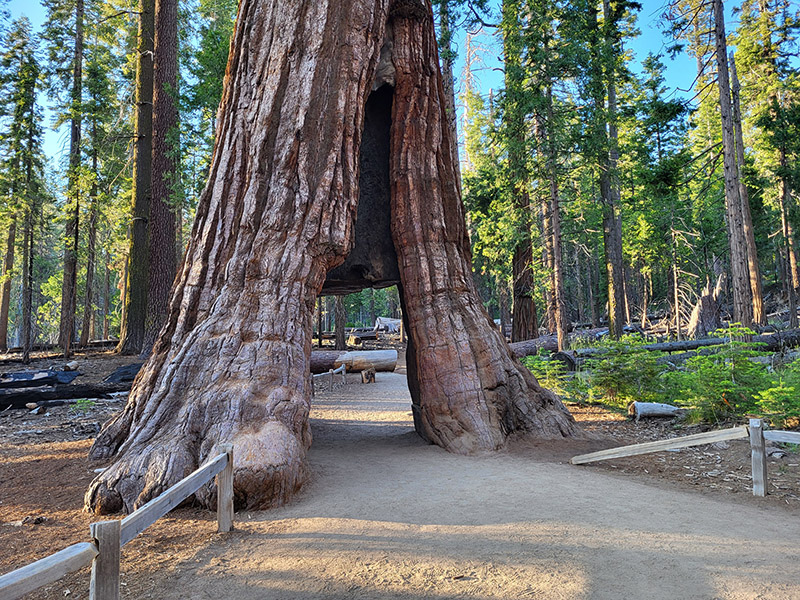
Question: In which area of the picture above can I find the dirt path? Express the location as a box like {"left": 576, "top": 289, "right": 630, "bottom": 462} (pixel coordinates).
{"left": 131, "top": 373, "right": 800, "bottom": 600}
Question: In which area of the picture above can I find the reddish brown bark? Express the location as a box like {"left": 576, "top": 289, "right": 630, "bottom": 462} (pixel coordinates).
{"left": 86, "top": 0, "right": 579, "bottom": 514}
{"left": 389, "top": 5, "right": 578, "bottom": 453}
{"left": 142, "top": 0, "right": 179, "bottom": 356}
{"left": 729, "top": 51, "right": 764, "bottom": 325}
{"left": 86, "top": 0, "right": 390, "bottom": 514}
{"left": 58, "top": 0, "right": 83, "bottom": 358}
{"left": 714, "top": 0, "right": 752, "bottom": 327}
{"left": 0, "top": 218, "right": 16, "bottom": 352}
{"left": 117, "top": 0, "right": 155, "bottom": 355}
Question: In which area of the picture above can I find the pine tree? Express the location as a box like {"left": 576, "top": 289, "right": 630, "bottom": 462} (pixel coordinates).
{"left": 43, "top": 0, "right": 85, "bottom": 357}
{"left": 142, "top": 0, "right": 179, "bottom": 356}
{"left": 117, "top": 0, "right": 155, "bottom": 355}
{"left": 0, "top": 17, "right": 45, "bottom": 359}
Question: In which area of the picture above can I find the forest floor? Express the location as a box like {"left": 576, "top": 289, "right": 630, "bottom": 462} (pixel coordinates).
{"left": 0, "top": 348, "right": 799, "bottom": 598}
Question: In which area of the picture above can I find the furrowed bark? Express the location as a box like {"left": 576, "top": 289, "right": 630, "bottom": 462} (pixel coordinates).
{"left": 714, "top": 0, "right": 752, "bottom": 327}
{"left": 142, "top": 0, "right": 179, "bottom": 356}
{"left": 86, "top": 0, "right": 389, "bottom": 514}
{"left": 0, "top": 217, "right": 16, "bottom": 352}
{"left": 117, "top": 0, "right": 155, "bottom": 355}
{"left": 389, "top": 2, "right": 579, "bottom": 454}
{"left": 86, "top": 0, "right": 578, "bottom": 514}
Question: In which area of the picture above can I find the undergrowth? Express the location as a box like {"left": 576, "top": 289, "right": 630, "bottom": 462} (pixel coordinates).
{"left": 523, "top": 324, "right": 800, "bottom": 428}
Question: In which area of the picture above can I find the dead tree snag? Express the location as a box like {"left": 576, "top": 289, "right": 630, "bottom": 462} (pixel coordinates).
{"left": 85, "top": 0, "right": 579, "bottom": 515}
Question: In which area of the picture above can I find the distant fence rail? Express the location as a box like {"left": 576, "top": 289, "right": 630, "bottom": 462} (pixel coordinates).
{"left": 311, "top": 364, "right": 346, "bottom": 395}
{"left": 571, "top": 419, "right": 798, "bottom": 497}
{"left": 0, "top": 444, "right": 234, "bottom": 600}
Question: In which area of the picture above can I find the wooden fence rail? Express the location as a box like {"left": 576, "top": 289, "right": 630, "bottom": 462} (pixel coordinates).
{"left": 311, "top": 364, "right": 347, "bottom": 396}
{"left": 0, "top": 444, "right": 234, "bottom": 600}
{"left": 570, "top": 427, "right": 749, "bottom": 464}
{"left": 0, "top": 542, "right": 98, "bottom": 599}
{"left": 572, "top": 420, "right": 799, "bottom": 497}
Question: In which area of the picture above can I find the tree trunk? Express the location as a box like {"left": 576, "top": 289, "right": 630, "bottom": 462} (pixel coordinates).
{"left": 0, "top": 218, "right": 17, "bottom": 352}
{"left": 672, "top": 230, "right": 682, "bottom": 340}
{"left": 714, "top": 0, "right": 752, "bottom": 327}
{"left": 86, "top": 0, "right": 579, "bottom": 516}
{"left": 575, "top": 245, "right": 586, "bottom": 325}
{"left": 58, "top": 0, "right": 83, "bottom": 358}
{"left": 80, "top": 141, "right": 99, "bottom": 348}
{"left": 589, "top": 248, "right": 600, "bottom": 327}
{"left": 729, "top": 51, "right": 764, "bottom": 325}
{"left": 103, "top": 248, "right": 110, "bottom": 339}
{"left": 436, "top": 0, "right": 460, "bottom": 193}
{"left": 142, "top": 0, "right": 179, "bottom": 356}
{"left": 512, "top": 243, "right": 538, "bottom": 341}
{"left": 687, "top": 274, "right": 724, "bottom": 338}
{"left": 334, "top": 295, "right": 346, "bottom": 351}
{"left": 541, "top": 194, "right": 556, "bottom": 334}
{"left": 369, "top": 288, "right": 376, "bottom": 327}
{"left": 504, "top": 3, "right": 537, "bottom": 343}
{"left": 599, "top": 0, "right": 625, "bottom": 339}
{"left": 117, "top": 0, "right": 155, "bottom": 355}
{"left": 316, "top": 297, "right": 322, "bottom": 347}
{"left": 546, "top": 84, "right": 567, "bottom": 351}
{"left": 21, "top": 205, "right": 33, "bottom": 363}
{"left": 778, "top": 148, "right": 799, "bottom": 327}
{"left": 389, "top": 3, "right": 578, "bottom": 452}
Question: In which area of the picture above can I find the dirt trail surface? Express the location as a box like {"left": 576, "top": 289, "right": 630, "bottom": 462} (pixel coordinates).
{"left": 3, "top": 369, "right": 800, "bottom": 599}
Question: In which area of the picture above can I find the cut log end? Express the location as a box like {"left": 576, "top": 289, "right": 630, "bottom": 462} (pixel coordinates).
{"left": 627, "top": 401, "right": 684, "bottom": 420}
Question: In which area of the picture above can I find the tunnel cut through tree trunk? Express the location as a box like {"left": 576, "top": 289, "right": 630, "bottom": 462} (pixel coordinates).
{"left": 85, "top": 0, "right": 579, "bottom": 515}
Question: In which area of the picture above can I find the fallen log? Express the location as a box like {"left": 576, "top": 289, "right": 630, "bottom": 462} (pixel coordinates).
{"left": 104, "top": 363, "right": 144, "bottom": 383}
{"left": 347, "top": 332, "right": 377, "bottom": 345}
{"left": 0, "top": 382, "right": 131, "bottom": 410}
{"left": 3, "top": 339, "right": 119, "bottom": 354}
{"left": 511, "top": 328, "right": 800, "bottom": 359}
{"left": 0, "top": 369, "right": 79, "bottom": 389}
{"left": 627, "top": 401, "right": 684, "bottom": 420}
{"left": 310, "top": 349, "right": 397, "bottom": 373}
{"left": 509, "top": 336, "right": 559, "bottom": 357}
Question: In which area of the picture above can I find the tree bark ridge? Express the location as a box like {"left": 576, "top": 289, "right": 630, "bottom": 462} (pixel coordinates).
{"left": 389, "top": 3, "right": 579, "bottom": 454}
{"left": 86, "top": 0, "right": 390, "bottom": 514}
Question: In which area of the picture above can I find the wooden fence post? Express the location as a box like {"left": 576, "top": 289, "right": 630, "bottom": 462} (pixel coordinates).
{"left": 89, "top": 520, "right": 120, "bottom": 600}
{"left": 216, "top": 444, "right": 234, "bottom": 532}
{"left": 749, "top": 418, "right": 768, "bottom": 497}
{"left": 328, "top": 369, "right": 334, "bottom": 391}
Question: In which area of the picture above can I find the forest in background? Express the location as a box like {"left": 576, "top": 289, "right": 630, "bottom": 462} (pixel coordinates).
{"left": 0, "top": 0, "right": 798, "bottom": 375}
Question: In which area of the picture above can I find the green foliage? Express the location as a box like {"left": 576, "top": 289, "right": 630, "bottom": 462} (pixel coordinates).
{"left": 756, "top": 381, "right": 800, "bottom": 429}
{"left": 523, "top": 324, "right": 800, "bottom": 428}
{"left": 663, "top": 325, "right": 769, "bottom": 423}
{"left": 70, "top": 397, "right": 96, "bottom": 414}
{"left": 521, "top": 353, "right": 591, "bottom": 404}
{"left": 586, "top": 334, "right": 662, "bottom": 407}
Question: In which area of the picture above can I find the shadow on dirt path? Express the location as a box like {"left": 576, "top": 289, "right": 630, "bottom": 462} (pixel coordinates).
{"left": 133, "top": 372, "right": 800, "bottom": 600}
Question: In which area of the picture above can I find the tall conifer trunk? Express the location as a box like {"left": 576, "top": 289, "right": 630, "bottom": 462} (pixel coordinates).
{"left": 59, "top": 0, "right": 84, "bottom": 358}
{"left": 117, "top": 0, "right": 155, "bottom": 355}
{"left": 713, "top": 0, "right": 752, "bottom": 327}
{"left": 142, "top": 0, "right": 179, "bottom": 356}
{"left": 80, "top": 133, "right": 99, "bottom": 347}
{"left": 601, "top": 0, "right": 625, "bottom": 339}
{"left": 0, "top": 218, "right": 16, "bottom": 351}
{"left": 729, "top": 51, "right": 764, "bottom": 325}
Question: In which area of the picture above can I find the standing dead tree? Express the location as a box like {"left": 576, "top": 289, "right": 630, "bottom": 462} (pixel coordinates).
{"left": 85, "top": 0, "right": 579, "bottom": 515}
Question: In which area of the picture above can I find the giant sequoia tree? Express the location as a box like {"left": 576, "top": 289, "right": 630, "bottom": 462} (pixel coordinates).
{"left": 85, "top": 0, "right": 579, "bottom": 514}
